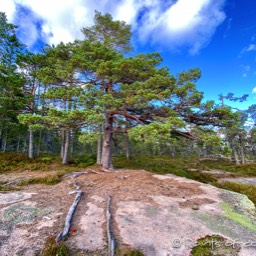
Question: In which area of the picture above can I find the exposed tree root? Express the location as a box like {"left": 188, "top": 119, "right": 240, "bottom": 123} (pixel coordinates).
{"left": 88, "top": 169, "right": 103, "bottom": 175}
{"left": 3, "top": 180, "right": 20, "bottom": 186}
{"left": 106, "top": 194, "right": 115, "bottom": 256}
{"left": 56, "top": 191, "right": 83, "bottom": 242}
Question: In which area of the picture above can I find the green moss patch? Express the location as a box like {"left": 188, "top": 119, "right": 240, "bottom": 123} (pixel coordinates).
{"left": 42, "top": 236, "right": 69, "bottom": 256}
{"left": 191, "top": 235, "right": 240, "bottom": 256}
{"left": 220, "top": 202, "right": 256, "bottom": 232}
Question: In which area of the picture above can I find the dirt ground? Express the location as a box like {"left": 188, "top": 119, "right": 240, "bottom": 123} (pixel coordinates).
{"left": 0, "top": 168, "right": 256, "bottom": 256}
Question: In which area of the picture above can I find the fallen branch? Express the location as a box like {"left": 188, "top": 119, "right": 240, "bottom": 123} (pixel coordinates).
{"left": 106, "top": 194, "right": 115, "bottom": 256}
{"left": 56, "top": 191, "right": 83, "bottom": 242}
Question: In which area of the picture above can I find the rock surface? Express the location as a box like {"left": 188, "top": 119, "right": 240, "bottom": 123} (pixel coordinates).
{"left": 0, "top": 170, "right": 255, "bottom": 255}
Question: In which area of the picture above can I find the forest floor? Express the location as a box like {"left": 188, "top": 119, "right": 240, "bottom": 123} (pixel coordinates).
{"left": 0, "top": 154, "right": 256, "bottom": 255}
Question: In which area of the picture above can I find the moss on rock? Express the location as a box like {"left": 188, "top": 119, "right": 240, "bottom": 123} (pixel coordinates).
{"left": 191, "top": 235, "right": 240, "bottom": 256}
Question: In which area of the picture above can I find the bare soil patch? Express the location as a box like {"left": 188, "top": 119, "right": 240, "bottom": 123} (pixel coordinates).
{"left": 0, "top": 168, "right": 255, "bottom": 256}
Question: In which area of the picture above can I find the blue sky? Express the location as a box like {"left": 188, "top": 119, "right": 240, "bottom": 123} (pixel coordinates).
{"left": 2, "top": 0, "right": 256, "bottom": 109}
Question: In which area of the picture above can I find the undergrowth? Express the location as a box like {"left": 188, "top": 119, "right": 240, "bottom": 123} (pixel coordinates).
{"left": 113, "top": 156, "right": 217, "bottom": 184}
{"left": 17, "top": 174, "right": 62, "bottom": 186}
{"left": 0, "top": 153, "right": 57, "bottom": 173}
{"left": 0, "top": 152, "right": 96, "bottom": 174}
{"left": 114, "top": 156, "right": 256, "bottom": 180}
{"left": 199, "top": 159, "right": 256, "bottom": 177}
{"left": 218, "top": 182, "right": 256, "bottom": 205}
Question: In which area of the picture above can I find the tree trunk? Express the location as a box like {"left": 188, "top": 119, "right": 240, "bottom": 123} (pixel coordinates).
{"left": 61, "top": 128, "right": 65, "bottom": 159}
{"left": 239, "top": 134, "right": 245, "bottom": 165}
{"left": 125, "top": 133, "right": 130, "bottom": 159}
{"left": 2, "top": 134, "right": 7, "bottom": 152}
{"left": 62, "top": 129, "right": 70, "bottom": 164}
{"left": 23, "top": 136, "right": 27, "bottom": 152}
{"left": 231, "top": 139, "right": 240, "bottom": 165}
{"left": 70, "top": 129, "right": 74, "bottom": 159}
{"left": 97, "top": 131, "right": 103, "bottom": 164}
{"left": 17, "top": 136, "right": 20, "bottom": 152}
{"left": 37, "top": 130, "right": 42, "bottom": 156}
{"left": 28, "top": 130, "right": 34, "bottom": 159}
{"left": 233, "top": 147, "right": 240, "bottom": 165}
{"left": 101, "top": 116, "right": 113, "bottom": 170}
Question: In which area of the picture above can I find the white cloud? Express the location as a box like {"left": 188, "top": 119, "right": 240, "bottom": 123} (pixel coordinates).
{"left": 252, "top": 87, "right": 256, "bottom": 94}
{"left": 134, "top": 0, "right": 226, "bottom": 54}
{"left": 1, "top": 0, "right": 226, "bottom": 54}
{"left": 240, "top": 44, "right": 256, "bottom": 57}
{"left": 1, "top": 0, "right": 16, "bottom": 20}
{"left": 241, "top": 65, "right": 250, "bottom": 78}
{"left": 245, "top": 44, "right": 256, "bottom": 52}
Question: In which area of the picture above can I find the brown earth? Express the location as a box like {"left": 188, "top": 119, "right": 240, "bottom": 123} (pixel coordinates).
{"left": 0, "top": 168, "right": 256, "bottom": 256}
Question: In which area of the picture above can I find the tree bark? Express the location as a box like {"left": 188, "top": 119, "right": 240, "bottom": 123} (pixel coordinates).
{"left": 231, "top": 139, "right": 240, "bottom": 165}
{"left": 2, "top": 134, "right": 7, "bottom": 152}
{"left": 125, "top": 132, "right": 130, "bottom": 159}
{"left": 37, "top": 130, "right": 42, "bottom": 156}
{"left": 28, "top": 130, "right": 34, "bottom": 159}
{"left": 97, "top": 131, "right": 103, "bottom": 164}
{"left": 101, "top": 116, "right": 113, "bottom": 170}
{"left": 16, "top": 136, "right": 20, "bottom": 152}
{"left": 239, "top": 134, "right": 245, "bottom": 165}
{"left": 62, "top": 129, "right": 70, "bottom": 164}
{"left": 60, "top": 128, "right": 65, "bottom": 159}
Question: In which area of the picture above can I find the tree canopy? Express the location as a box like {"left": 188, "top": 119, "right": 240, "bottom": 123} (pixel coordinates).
{"left": 0, "top": 11, "right": 254, "bottom": 167}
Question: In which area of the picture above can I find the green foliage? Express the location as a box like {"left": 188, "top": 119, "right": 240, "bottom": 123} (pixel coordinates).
{"left": 79, "top": 132, "right": 99, "bottom": 144}
{"left": 0, "top": 152, "right": 30, "bottom": 173}
{"left": 42, "top": 236, "right": 69, "bottom": 256}
{"left": 72, "top": 154, "right": 96, "bottom": 167}
{"left": 0, "top": 153, "right": 59, "bottom": 173}
{"left": 0, "top": 12, "right": 29, "bottom": 131}
{"left": 82, "top": 10, "right": 132, "bottom": 53}
{"left": 129, "top": 118, "right": 185, "bottom": 143}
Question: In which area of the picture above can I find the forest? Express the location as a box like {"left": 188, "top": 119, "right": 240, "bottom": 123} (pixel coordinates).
{"left": 1, "top": 10, "right": 256, "bottom": 170}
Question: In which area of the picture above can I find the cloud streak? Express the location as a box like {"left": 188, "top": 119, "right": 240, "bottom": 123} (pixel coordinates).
{"left": 2, "top": 0, "right": 226, "bottom": 54}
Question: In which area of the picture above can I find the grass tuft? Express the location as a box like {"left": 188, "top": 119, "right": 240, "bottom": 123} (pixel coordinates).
{"left": 42, "top": 236, "right": 69, "bottom": 256}
{"left": 18, "top": 175, "right": 61, "bottom": 186}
